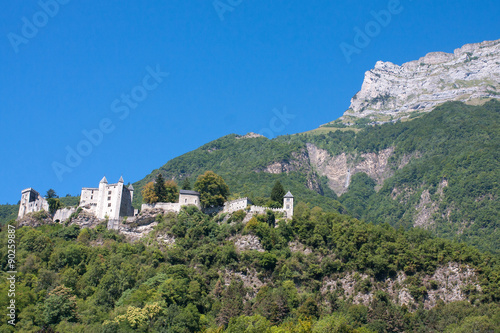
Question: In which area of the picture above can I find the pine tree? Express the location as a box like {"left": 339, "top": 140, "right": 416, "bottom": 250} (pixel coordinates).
{"left": 270, "top": 180, "right": 285, "bottom": 207}
{"left": 45, "top": 189, "right": 58, "bottom": 199}
{"left": 181, "top": 177, "right": 191, "bottom": 190}
{"left": 154, "top": 174, "right": 168, "bottom": 202}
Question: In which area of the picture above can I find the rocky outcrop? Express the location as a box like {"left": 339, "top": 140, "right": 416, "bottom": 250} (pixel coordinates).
{"left": 321, "top": 262, "right": 481, "bottom": 310}
{"left": 17, "top": 211, "right": 53, "bottom": 228}
{"left": 341, "top": 39, "right": 500, "bottom": 123}
{"left": 232, "top": 235, "right": 264, "bottom": 252}
{"left": 68, "top": 211, "right": 101, "bottom": 229}
{"left": 236, "top": 132, "right": 265, "bottom": 139}
{"left": 288, "top": 241, "right": 312, "bottom": 255}
{"left": 306, "top": 143, "right": 395, "bottom": 195}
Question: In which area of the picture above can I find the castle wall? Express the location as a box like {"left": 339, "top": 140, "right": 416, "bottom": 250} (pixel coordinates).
{"left": 80, "top": 178, "right": 134, "bottom": 220}
{"left": 53, "top": 207, "right": 77, "bottom": 223}
{"left": 141, "top": 202, "right": 181, "bottom": 213}
{"left": 80, "top": 188, "right": 98, "bottom": 207}
{"left": 18, "top": 188, "right": 49, "bottom": 219}
{"left": 223, "top": 198, "right": 251, "bottom": 213}
{"left": 120, "top": 186, "right": 134, "bottom": 217}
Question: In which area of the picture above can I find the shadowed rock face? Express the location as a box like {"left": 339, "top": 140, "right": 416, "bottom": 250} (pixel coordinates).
{"left": 342, "top": 39, "right": 500, "bottom": 123}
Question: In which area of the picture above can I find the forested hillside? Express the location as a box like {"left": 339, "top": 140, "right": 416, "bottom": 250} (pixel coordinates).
{"left": 136, "top": 100, "right": 499, "bottom": 254}
{"left": 1, "top": 206, "right": 499, "bottom": 332}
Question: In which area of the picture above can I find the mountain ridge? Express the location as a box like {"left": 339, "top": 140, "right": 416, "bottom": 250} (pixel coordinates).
{"left": 335, "top": 39, "right": 500, "bottom": 126}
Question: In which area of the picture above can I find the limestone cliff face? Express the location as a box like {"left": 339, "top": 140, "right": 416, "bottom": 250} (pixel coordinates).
{"left": 341, "top": 39, "right": 500, "bottom": 122}
{"left": 306, "top": 143, "right": 395, "bottom": 195}
{"left": 260, "top": 143, "right": 396, "bottom": 196}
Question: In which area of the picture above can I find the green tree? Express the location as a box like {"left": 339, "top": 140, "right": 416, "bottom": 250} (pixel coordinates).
{"left": 164, "top": 180, "right": 179, "bottom": 203}
{"left": 154, "top": 173, "right": 168, "bottom": 202}
{"left": 270, "top": 180, "right": 285, "bottom": 207}
{"left": 43, "top": 286, "right": 78, "bottom": 325}
{"left": 47, "top": 198, "right": 62, "bottom": 215}
{"left": 194, "top": 171, "right": 230, "bottom": 208}
{"left": 142, "top": 181, "right": 158, "bottom": 204}
{"left": 45, "top": 189, "right": 58, "bottom": 199}
{"left": 181, "top": 177, "right": 191, "bottom": 190}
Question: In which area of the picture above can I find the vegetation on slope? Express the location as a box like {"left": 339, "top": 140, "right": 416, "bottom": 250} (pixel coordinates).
{"left": 0, "top": 206, "right": 499, "bottom": 332}
{"left": 133, "top": 134, "right": 341, "bottom": 212}
{"left": 298, "top": 100, "right": 500, "bottom": 254}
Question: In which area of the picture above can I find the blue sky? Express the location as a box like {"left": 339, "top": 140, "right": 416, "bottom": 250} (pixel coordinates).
{"left": 1, "top": 0, "right": 499, "bottom": 204}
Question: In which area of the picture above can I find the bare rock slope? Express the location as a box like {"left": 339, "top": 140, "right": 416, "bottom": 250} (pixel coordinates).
{"left": 340, "top": 39, "right": 500, "bottom": 123}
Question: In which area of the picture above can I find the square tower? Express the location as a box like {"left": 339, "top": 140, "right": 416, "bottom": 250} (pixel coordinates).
{"left": 283, "top": 191, "right": 294, "bottom": 219}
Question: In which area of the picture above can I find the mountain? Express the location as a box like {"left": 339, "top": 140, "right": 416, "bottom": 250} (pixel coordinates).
{"left": 135, "top": 100, "right": 499, "bottom": 254}
{"left": 332, "top": 39, "right": 500, "bottom": 126}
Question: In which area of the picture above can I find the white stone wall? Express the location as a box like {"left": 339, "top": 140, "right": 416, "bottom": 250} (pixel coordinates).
{"left": 178, "top": 193, "right": 201, "bottom": 209}
{"left": 141, "top": 202, "right": 181, "bottom": 213}
{"left": 79, "top": 178, "right": 134, "bottom": 220}
{"left": 283, "top": 197, "right": 294, "bottom": 218}
{"left": 18, "top": 188, "right": 49, "bottom": 219}
{"left": 80, "top": 188, "right": 98, "bottom": 207}
{"left": 53, "top": 207, "right": 76, "bottom": 223}
{"left": 223, "top": 198, "right": 250, "bottom": 213}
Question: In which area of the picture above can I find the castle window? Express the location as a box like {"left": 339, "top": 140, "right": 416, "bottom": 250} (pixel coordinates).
{"left": 286, "top": 205, "right": 290, "bottom": 209}
{"left": 195, "top": 200, "right": 197, "bottom": 204}
{"left": 185, "top": 199, "right": 187, "bottom": 203}
{"left": 108, "top": 196, "right": 111, "bottom": 200}
{"left": 91, "top": 196, "right": 93, "bottom": 200}
{"left": 108, "top": 191, "right": 112, "bottom": 195}
{"left": 287, "top": 198, "right": 290, "bottom": 202}
{"left": 108, "top": 203, "right": 111, "bottom": 207}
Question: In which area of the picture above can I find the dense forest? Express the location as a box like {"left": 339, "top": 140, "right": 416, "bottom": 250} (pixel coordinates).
{"left": 1, "top": 205, "right": 499, "bottom": 332}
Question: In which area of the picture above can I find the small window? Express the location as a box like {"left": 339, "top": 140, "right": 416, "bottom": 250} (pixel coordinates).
{"left": 195, "top": 199, "right": 197, "bottom": 204}
{"left": 287, "top": 198, "right": 290, "bottom": 202}
{"left": 185, "top": 199, "right": 187, "bottom": 203}
{"left": 286, "top": 205, "right": 290, "bottom": 209}
{"left": 108, "top": 191, "right": 112, "bottom": 195}
{"left": 108, "top": 196, "right": 112, "bottom": 201}
{"left": 108, "top": 203, "right": 111, "bottom": 207}
{"left": 91, "top": 195, "right": 93, "bottom": 200}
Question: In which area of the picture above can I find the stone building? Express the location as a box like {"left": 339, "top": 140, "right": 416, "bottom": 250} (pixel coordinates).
{"left": 79, "top": 176, "right": 134, "bottom": 219}
{"left": 179, "top": 190, "right": 201, "bottom": 209}
{"left": 141, "top": 189, "right": 201, "bottom": 212}
{"left": 18, "top": 188, "right": 49, "bottom": 219}
{"left": 283, "top": 191, "right": 294, "bottom": 218}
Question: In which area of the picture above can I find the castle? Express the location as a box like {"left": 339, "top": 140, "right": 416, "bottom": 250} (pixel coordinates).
{"left": 18, "top": 188, "right": 49, "bottom": 219}
{"left": 18, "top": 175, "right": 295, "bottom": 222}
{"left": 79, "top": 176, "right": 135, "bottom": 220}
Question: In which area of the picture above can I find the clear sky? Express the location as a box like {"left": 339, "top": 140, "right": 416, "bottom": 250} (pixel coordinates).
{"left": 1, "top": 0, "right": 499, "bottom": 204}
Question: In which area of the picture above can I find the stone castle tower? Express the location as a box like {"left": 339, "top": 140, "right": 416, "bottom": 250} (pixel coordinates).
{"left": 79, "top": 176, "right": 134, "bottom": 220}
{"left": 18, "top": 188, "right": 49, "bottom": 219}
{"left": 283, "top": 191, "right": 294, "bottom": 219}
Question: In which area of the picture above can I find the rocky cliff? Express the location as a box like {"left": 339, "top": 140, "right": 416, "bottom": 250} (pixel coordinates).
{"left": 340, "top": 39, "right": 500, "bottom": 124}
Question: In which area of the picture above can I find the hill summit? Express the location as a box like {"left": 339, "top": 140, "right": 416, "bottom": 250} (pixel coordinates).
{"left": 338, "top": 39, "right": 500, "bottom": 125}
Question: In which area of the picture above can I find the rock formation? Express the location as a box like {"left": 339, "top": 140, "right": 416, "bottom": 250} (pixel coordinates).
{"left": 340, "top": 39, "right": 500, "bottom": 124}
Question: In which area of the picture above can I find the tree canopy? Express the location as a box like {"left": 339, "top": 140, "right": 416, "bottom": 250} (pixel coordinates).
{"left": 194, "top": 171, "right": 230, "bottom": 208}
